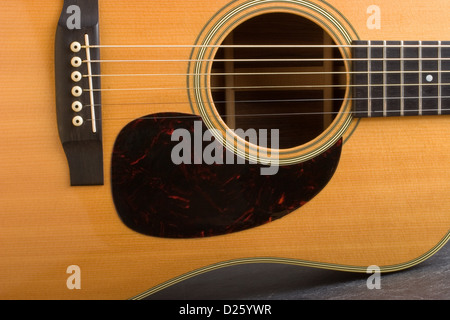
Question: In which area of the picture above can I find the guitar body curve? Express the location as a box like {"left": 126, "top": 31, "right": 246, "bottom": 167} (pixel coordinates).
{"left": 0, "top": 0, "right": 449, "bottom": 300}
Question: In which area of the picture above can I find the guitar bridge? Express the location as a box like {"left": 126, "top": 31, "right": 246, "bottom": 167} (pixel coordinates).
{"left": 55, "top": 0, "right": 103, "bottom": 186}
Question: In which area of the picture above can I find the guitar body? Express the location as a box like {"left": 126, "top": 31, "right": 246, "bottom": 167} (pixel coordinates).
{"left": 1, "top": 0, "right": 449, "bottom": 299}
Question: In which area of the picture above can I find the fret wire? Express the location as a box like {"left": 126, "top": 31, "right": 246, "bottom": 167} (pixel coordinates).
{"left": 439, "top": 41, "right": 442, "bottom": 115}
{"left": 400, "top": 41, "right": 405, "bottom": 116}
{"left": 419, "top": 41, "right": 422, "bottom": 115}
{"left": 383, "top": 41, "right": 387, "bottom": 117}
{"left": 368, "top": 41, "right": 372, "bottom": 117}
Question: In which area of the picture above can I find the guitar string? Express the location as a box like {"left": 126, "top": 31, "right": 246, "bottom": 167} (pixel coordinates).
{"left": 79, "top": 55, "right": 448, "bottom": 91}
{"left": 83, "top": 57, "right": 450, "bottom": 63}
{"left": 82, "top": 82, "right": 449, "bottom": 92}
{"left": 79, "top": 41, "right": 448, "bottom": 83}
{"left": 82, "top": 70, "right": 450, "bottom": 78}
{"left": 82, "top": 95, "right": 450, "bottom": 121}
{"left": 76, "top": 44, "right": 448, "bottom": 117}
{"left": 78, "top": 71, "right": 448, "bottom": 114}
{"left": 82, "top": 44, "right": 450, "bottom": 48}
{"left": 77, "top": 63, "right": 449, "bottom": 114}
{"left": 85, "top": 105, "right": 450, "bottom": 122}
{"left": 89, "top": 95, "right": 450, "bottom": 107}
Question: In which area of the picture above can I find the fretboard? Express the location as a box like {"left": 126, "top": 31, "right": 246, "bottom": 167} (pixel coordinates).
{"left": 352, "top": 40, "right": 450, "bottom": 118}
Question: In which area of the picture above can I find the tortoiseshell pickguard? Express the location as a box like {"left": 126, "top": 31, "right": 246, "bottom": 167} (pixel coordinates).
{"left": 111, "top": 113, "right": 342, "bottom": 238}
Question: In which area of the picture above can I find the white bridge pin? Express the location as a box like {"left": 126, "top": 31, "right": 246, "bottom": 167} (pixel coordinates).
{"left": 71, "top": 86, "right": 82, "bottom": 97}
{"left": 71, "top": 71, "right": 82, "bottom": 82}
{"left": 72, "top": 116, "right": 84, "bottom": 127}
{"left": 70, "top": 42, "right": 82, "bottom": 53}
{"left": 72, "top": 101, "right": 83, "bottom": 112}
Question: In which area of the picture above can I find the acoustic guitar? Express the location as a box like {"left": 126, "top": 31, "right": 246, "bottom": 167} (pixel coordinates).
{"left": 1, "top": 0, "right": 449, "bottom": 300}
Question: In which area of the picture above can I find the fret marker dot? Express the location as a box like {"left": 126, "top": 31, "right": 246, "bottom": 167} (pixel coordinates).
{"left": 426, "top": 75, "right": 433, "bottom": 82}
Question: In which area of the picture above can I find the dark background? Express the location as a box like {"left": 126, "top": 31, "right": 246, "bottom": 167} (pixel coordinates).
{"left": 144, "top": 241, "right": 449, "bottom": 300}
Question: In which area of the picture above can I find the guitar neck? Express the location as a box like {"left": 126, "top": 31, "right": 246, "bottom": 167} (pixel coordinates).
{"left": 352, "top": 40, "right": 450, "bottom": 118}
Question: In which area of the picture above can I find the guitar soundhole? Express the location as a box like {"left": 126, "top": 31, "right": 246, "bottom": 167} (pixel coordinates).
{"left": 111, "top": 10, "right": 348, "bottom": 239}
{"left": 210, "top": 13, "right": 346, "bottom": 149}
